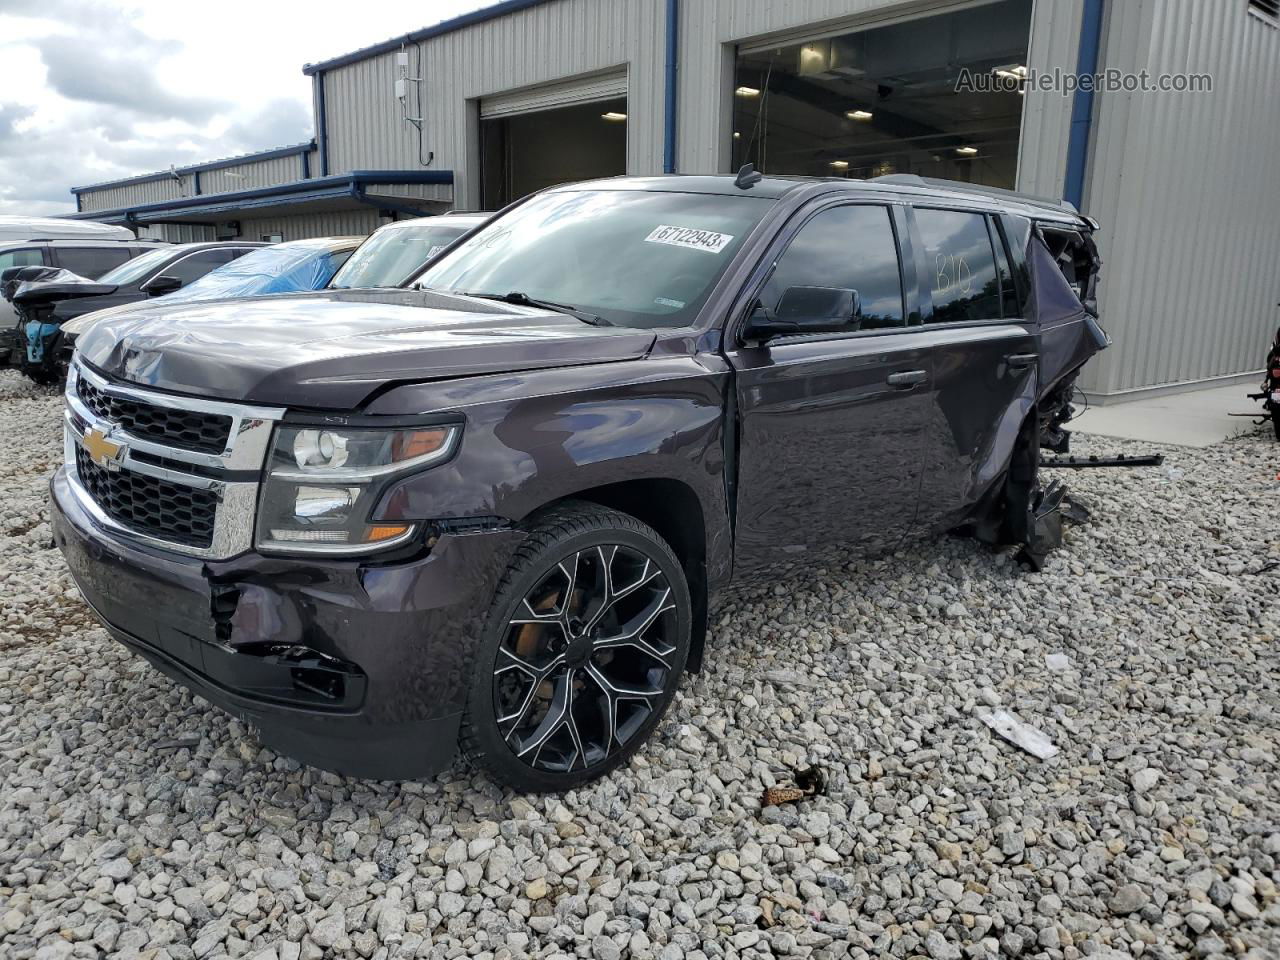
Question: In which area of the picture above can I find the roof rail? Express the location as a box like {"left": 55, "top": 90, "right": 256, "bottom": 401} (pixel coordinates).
{"left": 872, "top": 174, "right": 1080, "bottom": 217}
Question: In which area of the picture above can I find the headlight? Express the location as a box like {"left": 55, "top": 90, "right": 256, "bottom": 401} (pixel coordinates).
{"left": 255, "top": 423, "right": 459, "bottom": 555}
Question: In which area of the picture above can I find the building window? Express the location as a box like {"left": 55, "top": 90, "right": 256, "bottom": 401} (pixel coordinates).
{"left": 732, "top": 0, "right": 1033, "bottom": 188}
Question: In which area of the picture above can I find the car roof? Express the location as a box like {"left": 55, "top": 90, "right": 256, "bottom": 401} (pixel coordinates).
{"left": 549, "top": 174, "right": 1088, "bottom": 226}
{"left": 0, "top": 215, "right": 135, "bottom": 243}
{"left": 264, "top": 236, "right": 364, "bottom": 252}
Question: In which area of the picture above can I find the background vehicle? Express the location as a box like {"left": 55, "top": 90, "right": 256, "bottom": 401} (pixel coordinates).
{"left": 0, "top": 216, "right": 164, "bottom": 342}
{"left": 3, "top": 241, "right": 264, "bottom": 383}
{"left": 59, "top": 237, "right": 362, "bottom": 345}
{"left": 329, "top": 213, "right": 488, "bottom": 289}
{"left": 52, "top": 174, "right": 1105, "bottom": 792}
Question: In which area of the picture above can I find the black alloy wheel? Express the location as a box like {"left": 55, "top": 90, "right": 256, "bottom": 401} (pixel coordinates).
{"left": 460, "top": 502, "right": 691, "bottom": 792}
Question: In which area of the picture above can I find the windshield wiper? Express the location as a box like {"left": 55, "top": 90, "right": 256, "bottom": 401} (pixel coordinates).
{"left": 463, "top": 290, "right": 613, "bottom": 327}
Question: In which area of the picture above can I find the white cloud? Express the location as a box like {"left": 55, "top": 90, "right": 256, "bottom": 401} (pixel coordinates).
{"left": 0, "top": 0, "right": 488, "bottom": 215}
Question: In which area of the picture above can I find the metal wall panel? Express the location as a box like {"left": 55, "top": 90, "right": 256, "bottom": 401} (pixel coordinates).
{"left": 1016, "top": 0, "right": 1084, "bottom": 199}
{"left": 78, "top": 175, "right": 194, "bottom": 213}
{"left": 237, "top": 210, "right": 381, "bottom": 241}
{"left": 200, "top": 154, "right": 304, "bottom": 195}
{"left": 1082, "top": 0, "right": 1280, "bottom": 395}
{"left": 135, "top": 223, "right": 216, "bottom": 243}
{"left": 321, "top": 0, "right": 667, "bottom": 207}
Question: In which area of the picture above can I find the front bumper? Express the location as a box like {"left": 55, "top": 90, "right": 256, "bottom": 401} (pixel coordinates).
{"left": 50, "top": 466, "right": 523, "bottom": 780}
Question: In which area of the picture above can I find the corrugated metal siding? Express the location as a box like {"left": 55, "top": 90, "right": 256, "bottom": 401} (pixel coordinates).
{"left": 200, "top": 154, "right": 303, "bottom": 194}
{"left": 322, "top": 0, "right": 667, "bottom": 206}
{"left": 135, "top": 223, "right": 216, "bottom": 243}
{"left": 1082, "top": 0, "right": 1280, "bottom": 395}
{"left": 237, "top": 210, "right": 381, "bottom": 241}
{"left": 78, "top": 175, "right": 195, "bottom": 213}
{"left": 1015, "top": 0, "right": 1084, "bottom": 198}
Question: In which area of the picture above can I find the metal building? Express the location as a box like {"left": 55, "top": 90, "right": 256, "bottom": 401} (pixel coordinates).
{"left": 67, "top": 0, "right": 1280, "bottom": 400}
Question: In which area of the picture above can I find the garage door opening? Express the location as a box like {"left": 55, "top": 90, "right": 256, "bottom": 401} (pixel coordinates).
{"left": 481, "top": 95, "right": 627, "bottom": 209}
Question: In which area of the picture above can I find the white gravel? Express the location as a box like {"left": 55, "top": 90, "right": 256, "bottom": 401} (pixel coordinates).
{"left": 1, "top": 369, "right": 1278, "bottom": 960}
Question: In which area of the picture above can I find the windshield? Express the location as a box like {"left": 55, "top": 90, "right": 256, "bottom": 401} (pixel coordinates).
{"left": 417, "top": 190, "right": 773, "bottom": 328}
{"left": 160, "top": 243, "right": 345, "bottom": 303}
{"left": 330, "top": 223, "right": 473, "bottom": 289}
{"left": 96, "top": 247, "right": 174, "bottom": 286}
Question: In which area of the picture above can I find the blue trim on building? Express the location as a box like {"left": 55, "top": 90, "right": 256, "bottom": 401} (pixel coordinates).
{"left": 1063, "top": 0, "right": 1105, "bottom": 209}
{"left": 663, "top": 0, "right": 679, "bottom": 174}
{"left": 302, "top": 0, "right": 552, "bottom": 75}
{"left": 71, "top": 142, "right": 317, "bottom": 195}
{"left": 68, "top": 170, "right": 453, "bottom": 224}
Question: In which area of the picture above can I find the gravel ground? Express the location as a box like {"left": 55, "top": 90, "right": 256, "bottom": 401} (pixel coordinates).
{"left": 1, "top": 369, "right": 1278, "bottom": 960}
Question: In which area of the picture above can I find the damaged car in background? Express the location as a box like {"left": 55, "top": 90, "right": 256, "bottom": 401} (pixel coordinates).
{"left": 0, "top": 240, "right": 264, "bottom": 384}
{"left": 50, "top": 171, "right": 1106, "bottom": 792}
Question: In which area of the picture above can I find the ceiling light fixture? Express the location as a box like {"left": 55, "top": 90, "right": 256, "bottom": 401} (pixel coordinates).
{"left": 846, "top": 109, "right": 873, "bottom": 121}
{"left": 955, "top": 146, "right": 979, "bottom": 156}
{"left": 601, "top": 111, "right": 628, "bottom": 121}
{"left": 735, "top": 86, "right": 760, "bottom": 97}
{"left": 829, "top": 160, "right": 849, "bottom": 169}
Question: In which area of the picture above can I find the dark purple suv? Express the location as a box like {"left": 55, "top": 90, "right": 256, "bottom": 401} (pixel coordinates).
{"left": 51, "top": 173, "right": 1106, "bottom": 792}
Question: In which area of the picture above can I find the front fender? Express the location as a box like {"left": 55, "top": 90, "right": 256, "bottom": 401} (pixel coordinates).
{"left": 364, "top": 357, "right": 732, "bottom": 585}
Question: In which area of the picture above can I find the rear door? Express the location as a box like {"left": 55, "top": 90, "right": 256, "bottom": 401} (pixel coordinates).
{"left": 906, "top": 206, "right": 1039, "bottom": 533}
{"left": 724, "top": 200, "right": 931, "bottom": 577}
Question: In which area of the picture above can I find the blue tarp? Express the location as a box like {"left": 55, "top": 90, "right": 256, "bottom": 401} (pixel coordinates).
{"left": 158, "top": 239, "right": 349, "bottom": 304}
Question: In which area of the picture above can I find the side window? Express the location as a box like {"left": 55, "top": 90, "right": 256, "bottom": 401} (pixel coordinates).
{"left": 0, "top": 248, "right": 45, "bottom": 270}
{"left": 761, "top": 204, "right": 905, "bottom": 332}
{"left": 53, "top": 246, "right": 132, "bottom": 279}
{"left": 160, "top": 250, "right": 239, "bottom": 286}
{"left": 915, "top": 209, "right": 1003, "bottom": 324}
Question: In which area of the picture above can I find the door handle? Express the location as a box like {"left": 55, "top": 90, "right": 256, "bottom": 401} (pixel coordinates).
{"left": 1006, "top": 353, "right": 1039, "bottom": 369}
{"left": 886, "top": 369, "right": 928, "bottom": 387}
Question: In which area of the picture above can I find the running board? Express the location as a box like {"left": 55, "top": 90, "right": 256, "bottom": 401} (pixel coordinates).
{"left": 1040, "top": 453, "right": 1164, "bottom": 468}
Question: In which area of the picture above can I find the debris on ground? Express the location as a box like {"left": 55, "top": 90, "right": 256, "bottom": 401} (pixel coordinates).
{"left": 980, "top": 709, "right": 1060, "bottom": 760}
{"left": 761, "top": 765, "right": 827, "bottom": 808}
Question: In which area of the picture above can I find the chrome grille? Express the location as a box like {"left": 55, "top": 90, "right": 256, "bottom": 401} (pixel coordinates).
{"left": 77, "top": 375, "right": 232, "bottom": 455}
{"left": 63, "top": 360, "right": 285, "bottom": 559}
{"left": 75, "top": 445, "right": 217, "bottom": 548}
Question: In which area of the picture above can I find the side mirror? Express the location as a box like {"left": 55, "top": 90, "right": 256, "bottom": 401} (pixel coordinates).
{"left": 141, "top": 274, "right": 182, "bottom": 297}
{"left": 742, "top": 286, "right": 861, "bottom": 342}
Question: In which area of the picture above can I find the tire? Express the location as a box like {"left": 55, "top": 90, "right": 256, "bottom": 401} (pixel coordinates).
{"left": 459, "top": 501, "right": 691, "bottom": 792}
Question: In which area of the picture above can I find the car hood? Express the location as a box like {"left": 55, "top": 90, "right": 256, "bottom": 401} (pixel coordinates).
{"left": 75, "top": 288, "right": 657, "bottom": 408}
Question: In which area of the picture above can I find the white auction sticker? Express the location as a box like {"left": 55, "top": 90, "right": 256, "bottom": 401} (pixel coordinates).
{"left": 644, "top": 225, "right": 734, "bottom": 254}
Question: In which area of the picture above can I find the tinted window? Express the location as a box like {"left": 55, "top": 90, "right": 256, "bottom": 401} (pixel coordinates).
{"left": 761, "top": 204, "right": 904, "bottom": 331}
{"left": 162, "top": 249, "right": 241, "bottom": 286}
{"left": 54, "top": 246, "right": 132, "bottom": 279}
{"left": 0, "top": 248, "right": 44, "bottom": 270}
{"left": 915, "top": 209, "right": 1002, "bottom": 323}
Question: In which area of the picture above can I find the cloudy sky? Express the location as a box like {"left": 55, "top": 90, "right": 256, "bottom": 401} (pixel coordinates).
{"left": 0, "top": 0, "right": 488, "bottom": 216}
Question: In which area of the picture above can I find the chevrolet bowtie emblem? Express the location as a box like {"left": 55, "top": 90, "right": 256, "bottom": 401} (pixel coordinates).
{"left": 82, "top": 427, "right": 126, "bottom": 471}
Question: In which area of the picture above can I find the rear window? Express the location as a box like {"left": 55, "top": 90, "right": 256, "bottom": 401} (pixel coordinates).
{"left": 914, "top": 209, "right": 1003, "bottom": 324}
{"left": 54, "top": 246, "right": 132, "bottom": 279}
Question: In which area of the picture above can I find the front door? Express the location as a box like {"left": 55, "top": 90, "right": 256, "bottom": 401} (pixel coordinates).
{"left": 724, "top": 202, "right": 930, "bottom": 578}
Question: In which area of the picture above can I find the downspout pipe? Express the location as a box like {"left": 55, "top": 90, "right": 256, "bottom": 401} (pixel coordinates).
{"left": 662, "top": 0, "right": 679, "bottom": 174}
{"left": 1063, "top": 0, "right": 1104, "bottom": 209}
{"left": 315, "top": 71, "right": 330, "bottom": 178}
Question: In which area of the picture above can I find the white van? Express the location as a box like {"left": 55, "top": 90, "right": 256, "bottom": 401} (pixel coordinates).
{"left": 0, "top": 216, "right": 135, "bottom": 244}
{"left": 0, "top": 217, "right": 164, "bottom": 333}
